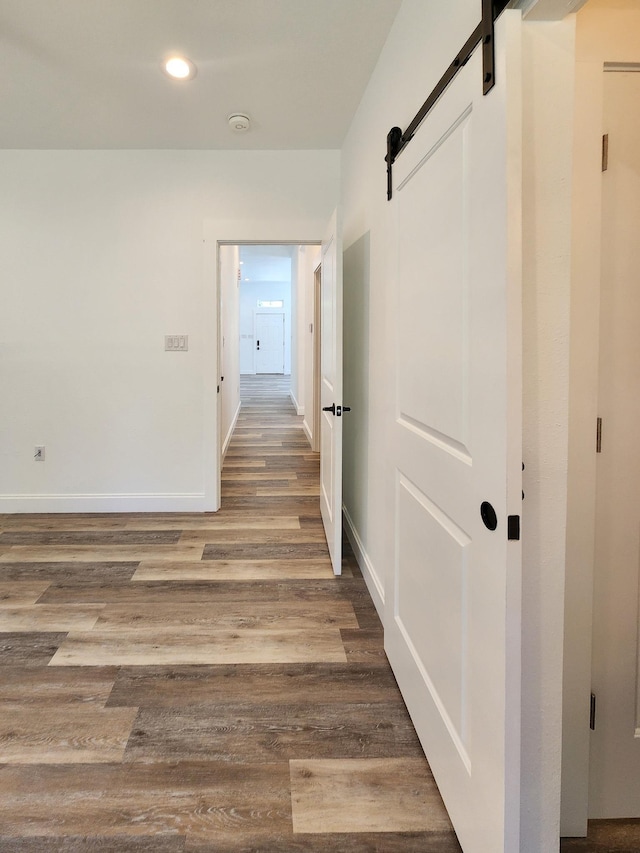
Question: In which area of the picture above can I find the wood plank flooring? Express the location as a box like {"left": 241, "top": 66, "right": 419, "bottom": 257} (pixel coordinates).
{"left": 0, "top": 375, "right": 461, "bottom": 852}
{"left": 1, "top": 374, "right": 637, "bottom": 851}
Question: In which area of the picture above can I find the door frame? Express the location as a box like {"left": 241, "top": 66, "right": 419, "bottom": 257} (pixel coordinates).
{"left": 312, "top": 264, "right": 322, "bottom": 453}
{"left": 561, "top": 6, "right": 640, "bottom": 836}
{"left": 587, "top": 67, "right": 640, "bottom": 818}
{"left": 202, "top": 220, "right": 323, "bottom": 511}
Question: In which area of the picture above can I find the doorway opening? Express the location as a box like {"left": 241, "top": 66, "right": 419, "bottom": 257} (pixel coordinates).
{"left": 238, "top": 245, "right": 293, "bottom": 382}
{"left": 217, "top": 242, "right": 322, "bottom": 491}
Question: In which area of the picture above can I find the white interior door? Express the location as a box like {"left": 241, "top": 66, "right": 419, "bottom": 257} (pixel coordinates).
{"left": 384, "top": 12, "right": 522, "bottom": 853}
{"left": 589, "top": 70, "right": 640, "bottom": 819}
{"left": 255, "top": 312, "right": 285, "bottom": 374}
{"left": 319, "top": 209, "right": 343, "bottom": 575}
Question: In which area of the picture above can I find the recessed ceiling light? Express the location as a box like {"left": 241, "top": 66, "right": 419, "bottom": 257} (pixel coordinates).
{"left": 163, "top": 56, "right": 197, "bottom": 81}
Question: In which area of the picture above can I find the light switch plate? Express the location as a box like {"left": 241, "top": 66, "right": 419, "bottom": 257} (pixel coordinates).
{"left": 165, "top": 335, "right": 188, "bottom": 351}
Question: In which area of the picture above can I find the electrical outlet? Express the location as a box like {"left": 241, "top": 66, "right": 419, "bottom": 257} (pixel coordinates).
{"left": 34, "top": 445, "right": 45, "bottom": 462}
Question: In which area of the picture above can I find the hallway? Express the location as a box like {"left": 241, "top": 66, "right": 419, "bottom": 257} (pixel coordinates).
{"left": 0, "top": 377, "right": 460, "bottom": 852}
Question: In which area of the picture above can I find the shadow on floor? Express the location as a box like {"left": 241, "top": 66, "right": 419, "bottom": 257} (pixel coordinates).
{"left": 561, "top": 819, "right": 640, "bottom": 852}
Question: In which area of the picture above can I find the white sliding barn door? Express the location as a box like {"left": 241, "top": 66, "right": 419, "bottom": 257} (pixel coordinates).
{"left": 319, "top": 209, "right": 343, "bottom": 575}
{"left": 385, "top": 12, "right": 522, "bottom": 853}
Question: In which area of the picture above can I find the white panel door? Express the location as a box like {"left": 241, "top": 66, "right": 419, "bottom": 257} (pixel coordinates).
{"left": 255, "top": 312, "right": 285, "bottom": 374}
{"left": 320, "top": 209, "right": 343, "bottom": 575}
{"left": 385, "top": 12, "right": 522, "bottom": 853}
{"left": 589, "top": 70, "right": 640, "bottom": 818}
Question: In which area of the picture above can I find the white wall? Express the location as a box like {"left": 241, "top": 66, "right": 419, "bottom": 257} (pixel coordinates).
{"left": 292, "top": 245, "right": 321, "bottom": 424}
{"left": 342, "top": 231, "right": 376, "bottom": 604}
{"left": 238, "top": 279, "right": 291, "bottom": 375}
{"left": 219, "top": 245, "right": 241, "bottom": 458}
{"left": 301, "top": 247, "right": 319, "bottom": 446}
{"left": 0, "top": 149, "right": 339, "bottom": 512}
{"left": 340, "top": 0, "right": 574, "bottom": 849}
{"left": 290, "top": 249, "right": 301, "bottom": 411}
{"left": 562, "top": 0, "right": 640, "bottom": 836}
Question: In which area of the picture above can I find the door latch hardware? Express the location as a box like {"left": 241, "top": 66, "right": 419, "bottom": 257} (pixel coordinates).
{"left": 507, "top": 515, "right": 520, "bottom": 541}
{"left": 322, "top": 404, "right": 336, "bottom": 415}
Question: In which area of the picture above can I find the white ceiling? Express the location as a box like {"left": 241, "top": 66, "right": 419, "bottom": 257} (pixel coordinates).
{"left": 0, "top": 0, "right": 402, "bottom": 149}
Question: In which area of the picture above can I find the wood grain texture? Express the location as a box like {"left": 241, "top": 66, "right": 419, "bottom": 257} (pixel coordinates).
{"left": 127, "top": 516, "right": 300, "bottom": 531}
{"left": 123, "top": 701, "right": 423, "bottom": 764}
{"left": 0, "top": 531, "right": 181, "bottom": 546}
{"left": 91, "top": 600, "right": 358, "bottom": 632}
{"left": 0, "top": 562, "right": 140, "bottom": 583}
{"left": 560, "top": 819, "right": 640, "bottom": 852}
{"left": 177, "top": 528, "right": 327, "bottom": 544}
{"left": 0, "top": 376, "right": 463, "bottom": 851}
{"left": 290, "top": 758, "right": 454, "bottom": 833}
{"left": 340, "top": 628, "right": 388, "bottom": 663}
{"left": 132, "top": 559, "right": 350, "bottom": 581}
{"left": 106, "top": 664, "right": 404, "bottom": 709}
{"left": 0, "top": 837, "right": 187, "bottom": 852}
{"left": 0, "top": 545, "right": 203, "bottom": 563}
{"left": 0, "top": 604, "right": 104, "bottom": 632}
{"left": 0, "top": 581, "right": 51, "bottom": 604}
{"left": 0, "top": 631, "right": 67, "bottom": 666}
{"left": 48, "top": 628, "right": 348, "bottom": 666}
{"left": 255, "top": 485, "right": 320, "bottom": 497}
{"left": 0, "top": 833, "right": 464, "bottom": 853}
{"left": 0, "top": 762, "right": 292, "bottom": 840}
{"left": 221, "top": 472, "right": 295, "bottom": 481}
{"left": 201, "top": 543, "right": 328, "bottom": 560}
{"left": 38, "top": 580, "right": 281, "bottom": 605}
{"left": 0, "top": 706, "right": 138, "bottom": 763}
{"left": 184, "top": 833, "right": 463, "bottom": 853}
{"left": 0, "top": 665, "right": 118, "bottom": 708}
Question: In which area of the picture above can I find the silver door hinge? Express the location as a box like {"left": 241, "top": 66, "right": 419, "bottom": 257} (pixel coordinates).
{"left": 590, "top": 692, "right": 596, "bottom": 730}
{"left": 602, "top": 134, "right": 609, "bottom": 172}
{"left": 596, "top": 417, "right": 602, "bottom": 453}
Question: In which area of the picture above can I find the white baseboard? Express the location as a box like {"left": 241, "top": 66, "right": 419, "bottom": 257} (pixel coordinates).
{"left": 0, "top": 493, "right": 206, "bottom": 514}
{"left": 302, "top": 418, "right": 313, "bottom": 447}
{"left": 289, "top": 390, "right": 304, "bottom": 416}
{"left": 222, "top": 401, "right": 242, "bottom": 459}
{"left": 342, "top": 506, "right": 384, "bottom": 619}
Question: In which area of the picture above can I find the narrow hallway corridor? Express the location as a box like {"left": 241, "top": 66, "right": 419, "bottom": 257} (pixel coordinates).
{"left": 0, "top": 377, "right": 459, "bottom": 851}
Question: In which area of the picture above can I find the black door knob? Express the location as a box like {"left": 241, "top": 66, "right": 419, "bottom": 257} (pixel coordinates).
{"left": 480, "top": 501, "right": 498, "bottom": 531}
{"left": 322, "top": 404, "right": 336, "bottom": 415}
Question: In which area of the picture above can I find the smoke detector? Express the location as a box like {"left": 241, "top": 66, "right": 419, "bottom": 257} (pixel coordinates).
{"left": 228, "top": 114, "right": 251, "bottom": 133}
